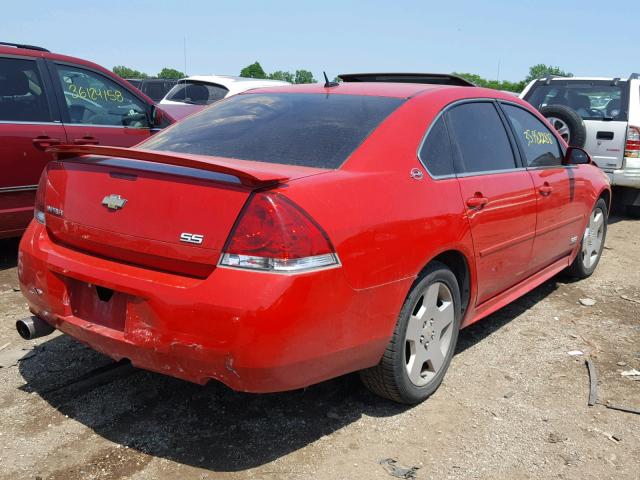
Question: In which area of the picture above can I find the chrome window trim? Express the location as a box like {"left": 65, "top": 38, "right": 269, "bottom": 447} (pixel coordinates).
{"left": 63, "top": 123, "right": 149, "bottom": 130}
{"left": 456, "top": 167, "right": 525, "bottom": 178}
{"left": 0, "top": 120, "right": 60, "bottom": 125}
{"left": 527, "top": 165, "right": 577, "bottom": 171}
{"left": 0, "top": 184, "right": 38, "bottom": 192}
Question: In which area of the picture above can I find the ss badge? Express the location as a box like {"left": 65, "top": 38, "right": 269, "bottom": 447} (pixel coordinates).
{"left": 180, "top": 232, "right": 204, "bottom": 245}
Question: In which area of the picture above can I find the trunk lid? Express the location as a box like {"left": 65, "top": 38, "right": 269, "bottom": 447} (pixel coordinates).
{"left": 44, "top": 146, "right": 326, "bottom": 277}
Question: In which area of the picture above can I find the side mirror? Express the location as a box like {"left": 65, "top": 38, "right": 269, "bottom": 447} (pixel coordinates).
{"left": 563, "top": 146, "right": 591, "bottom": 166}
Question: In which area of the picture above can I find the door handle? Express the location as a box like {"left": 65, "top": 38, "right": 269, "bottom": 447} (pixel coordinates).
{"left": 32, "top": 136, "right": 62, "bottom": 150}
{"left": 466, "top": 196, "right": 489, "bottom": 209}
{"left": 539, "top": 183, "right": 553, "bottom": 196}
{"left": 72, "top": 136, "right": 99, "bottom": 145}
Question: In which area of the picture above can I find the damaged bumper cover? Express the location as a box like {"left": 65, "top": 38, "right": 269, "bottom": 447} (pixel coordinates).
{"left": 18, "top": 222, "right": 407, "bottom": 392}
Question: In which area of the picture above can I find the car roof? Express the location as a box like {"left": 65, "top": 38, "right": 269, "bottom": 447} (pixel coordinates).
{"left": 243, "top": 81, "right": 450, "bottom": 98}
{"left": 0, "top": 45, "right": 103, "bottom": 69}
{"left": 242, "top": 81, "right": 526, "bottom": 101}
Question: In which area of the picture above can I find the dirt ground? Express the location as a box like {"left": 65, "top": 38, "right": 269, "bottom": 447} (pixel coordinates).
{"left": 0, "top": 214, "right": 638, "bottom": 480}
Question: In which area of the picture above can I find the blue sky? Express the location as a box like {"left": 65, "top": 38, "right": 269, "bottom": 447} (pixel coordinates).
{"left": 2, "top": 1, "right": 637, "bottom": 82}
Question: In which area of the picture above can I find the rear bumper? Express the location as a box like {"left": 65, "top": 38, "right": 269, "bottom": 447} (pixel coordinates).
{"left": 18, "top": 222, "right": 410, "bottom": 392}
{"left": 606, "top": 157, "right": 640, "bottom": 188}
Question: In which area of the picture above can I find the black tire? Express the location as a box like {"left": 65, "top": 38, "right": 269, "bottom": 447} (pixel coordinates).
{"left": 359, "top": 262, "right": 461, "bottom": 404}
{"left": 625, "top": 205, "right": 640, "bottom": 218}
{"left": 566, "top": 198, "right": 608, "bottom": 279}
{"left": 539, "top": 105, "right": 587, "bottom": 148}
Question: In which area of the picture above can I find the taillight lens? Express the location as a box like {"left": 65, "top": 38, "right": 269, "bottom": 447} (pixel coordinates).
{"left": 625, "top": 126, "right": 640, "bottom": 158}
{"left": 34, "top": 167, "right": 48, "bottom": 224}
{"left": 220, "top": 192, "right": 339, "bottom": 273}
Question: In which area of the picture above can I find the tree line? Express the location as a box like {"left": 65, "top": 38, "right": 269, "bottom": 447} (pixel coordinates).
{"left": 454, "top": 64, "right": 572, "bottom": 92}
{"left": 238, "top": 61, "right": 316, "bottom": 84}
{"left": 112, "top": 62, "right": 572, "bottom": 92}
{"left": 112, "top": 66, "right": 186, "bottom": 79}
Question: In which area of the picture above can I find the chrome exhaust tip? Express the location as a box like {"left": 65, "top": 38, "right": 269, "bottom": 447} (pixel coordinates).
{"left": 16, "top": 316, "right": 55, "bottom": 340}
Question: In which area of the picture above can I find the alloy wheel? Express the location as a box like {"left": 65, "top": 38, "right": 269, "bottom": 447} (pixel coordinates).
{"left": 582, "top": 207, "right": 605, "bottom": 269}
{"left": 404, "top": 281, "right": 455, "bottom": 386}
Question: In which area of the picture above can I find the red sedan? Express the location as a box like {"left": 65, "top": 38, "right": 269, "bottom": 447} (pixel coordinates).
{"left": 17, "top": 80, "right": 610, "bottom": 404}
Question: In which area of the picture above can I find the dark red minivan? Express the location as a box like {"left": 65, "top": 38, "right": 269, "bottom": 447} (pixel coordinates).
{"left": 0, "top": 42, "right": 173, "bottom": 238}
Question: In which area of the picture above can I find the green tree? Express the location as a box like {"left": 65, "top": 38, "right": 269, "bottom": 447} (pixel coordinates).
{"left": 240, "top": 61, "right": 267, "bottom": 79}
{"left": 112, "top": 66, "right": 148, "bottom": 79}
{"left": 294, "top": 69, "right": 315, "bottom": 84}
{"left": 268, "top": 70, "right": 295, "bottom": 82}
{"left": 525, "top": 64, "right": 572, "bottom": 82}
{"left": 157, "top": 67, "right": 186, "bottom": 79}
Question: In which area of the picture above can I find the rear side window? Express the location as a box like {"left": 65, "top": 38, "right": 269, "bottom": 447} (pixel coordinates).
{"left": 446, "top": 102, "right": 516, "bottom": 174}
{"left": 502, "top": 104, "right": 563, "bottom": 167}
{"left": 419, "top": 117, "right": 454, "bottom": 177}
{"left": 143, "top": 93, "right": 404, "bottom": 168}
{"left": 165, "top": 80, "right": 228, "bottom": 105}
{"left": 0, "top": 57, "right": 51, "bottom": 122}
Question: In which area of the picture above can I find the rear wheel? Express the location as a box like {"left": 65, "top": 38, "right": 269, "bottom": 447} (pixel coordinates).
{"left": 567, "top": 198, "right": 608, "bottom": 278}
{"left": 359, "top": 262, "right": 461, "bottom": 404}
{"left": 539, "top": 105, "right": 587, "bottom": 148}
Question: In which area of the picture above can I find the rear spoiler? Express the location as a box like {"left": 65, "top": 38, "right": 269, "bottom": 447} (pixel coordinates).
{"left": 47, "top": 145, "right": 289, "bottom": 188}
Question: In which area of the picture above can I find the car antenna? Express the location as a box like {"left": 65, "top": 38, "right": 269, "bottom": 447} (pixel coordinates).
{"left": 323, "top": 71, "right": 339, "bottom": 88}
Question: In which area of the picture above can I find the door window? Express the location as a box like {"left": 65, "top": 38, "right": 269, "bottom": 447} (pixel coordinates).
{"left": 55, "top": 64, "right": 149, "bottom": 128}
{"left": 0, "top": 57, "right": 51, "bottom": 122}
{"left": 446, "top": 102, "right": 516, "bottom": 174}
{"left": 418, "top": 116, "right": 454, "bottom": 177}
{"left": 502, "top": 104, "right": 563, "bottom": 167}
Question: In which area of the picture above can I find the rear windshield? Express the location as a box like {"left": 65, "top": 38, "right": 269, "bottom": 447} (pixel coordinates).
{"left": 143, "top": 93, "right": 404, "bottom": 168}
{"left": 525, "top": 80, "right": 628, "bottom": 121}
{"left": 164, "top": 80, "right": 229, "bottom": 105}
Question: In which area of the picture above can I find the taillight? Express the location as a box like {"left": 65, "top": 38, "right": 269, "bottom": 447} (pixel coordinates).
{"left": 220, "top": 192, "right": 339, "bottom": 273}
{"left": 34, "top": 167, "right": 48, "bottom": 224}
{"left": 625, "top": 126, "right": 640, "bottom": 158}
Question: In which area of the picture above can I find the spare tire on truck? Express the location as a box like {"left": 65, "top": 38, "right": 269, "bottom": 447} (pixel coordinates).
{"left": 538, "top": 105, "right": 587, "bottom": 148}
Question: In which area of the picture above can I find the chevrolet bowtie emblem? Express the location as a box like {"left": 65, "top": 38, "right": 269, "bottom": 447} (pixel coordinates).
{"left": 102, "top": 194, "right": 127, "bottom": 210}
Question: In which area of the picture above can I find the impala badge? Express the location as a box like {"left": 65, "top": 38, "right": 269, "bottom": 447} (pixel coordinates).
{"left": 102, "top": 194, "right": 127, "bottom": 210}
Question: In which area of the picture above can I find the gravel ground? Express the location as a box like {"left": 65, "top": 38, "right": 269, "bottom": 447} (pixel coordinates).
{"left": 0, "top": 215, "right": 638, "bottom": 480}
